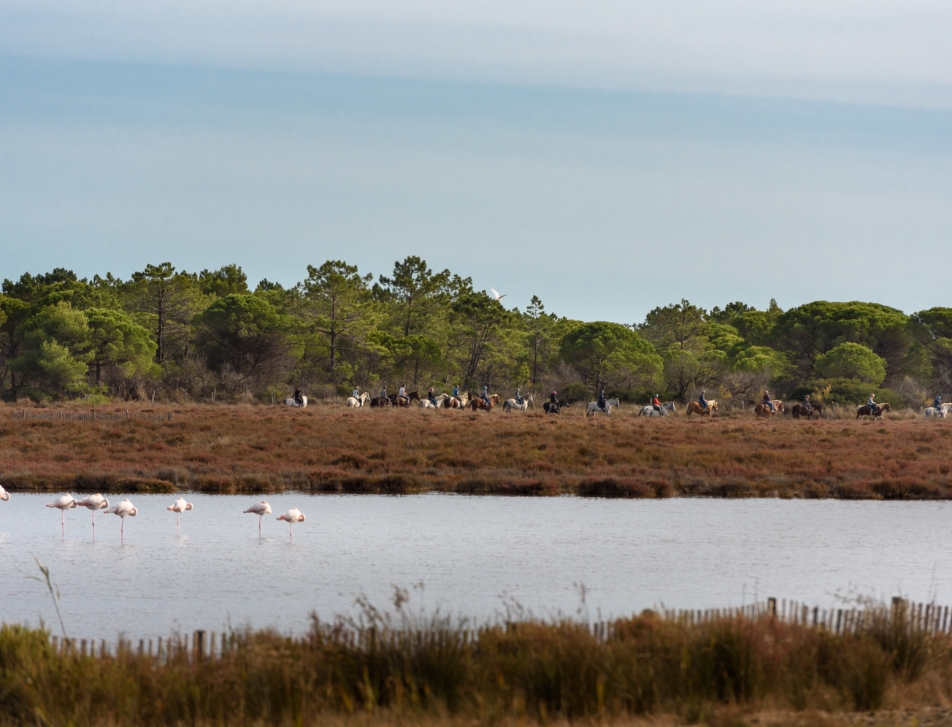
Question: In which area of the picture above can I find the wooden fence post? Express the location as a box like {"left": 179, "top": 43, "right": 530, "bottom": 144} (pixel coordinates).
{"left": 767, "top": 598, "right": 777, "bottom": 617}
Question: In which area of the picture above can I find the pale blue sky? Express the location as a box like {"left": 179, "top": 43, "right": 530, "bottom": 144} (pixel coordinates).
{"left": 1, "top": 1, "right": 950, "bottom": 322}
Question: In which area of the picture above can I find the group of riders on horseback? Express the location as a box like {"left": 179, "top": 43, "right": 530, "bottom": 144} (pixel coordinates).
{"left": 294, "top": 383, "right": 942, "bottom": 419}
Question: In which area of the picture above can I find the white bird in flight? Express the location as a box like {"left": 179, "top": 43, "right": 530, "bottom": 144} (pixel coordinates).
{"left": 46, "top": 494, "right": 77, "bottom": 536}
{"left": 244, "top": 500, "right": 272, "bottom": 537}
{"left": 0, "top": 484, "right": 9, "bottom": 501}
{"left": 105, "top": 498, "right": 138, "bottom": 541}
{"left": 76, "top": 494, "right": 109, "bottom": 537}
{"left": 276, "top": 508, "right": 306, "bottom": 542}
{"left": 167, "top": 497, "right": 194, "bottom": 532}
{"left": 490, "top": 288, "right": 506, "bottom": 301}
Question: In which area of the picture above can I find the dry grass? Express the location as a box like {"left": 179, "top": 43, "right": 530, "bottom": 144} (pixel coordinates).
{"left": 1, "top": 402, "right": 952, "bottom": 498}
{"left": 3, "top": 608, "right": 952, "bottom": 726}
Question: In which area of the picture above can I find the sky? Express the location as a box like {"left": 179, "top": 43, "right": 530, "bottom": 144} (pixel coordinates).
{"left": 1, "top": 1, "right": 951, "bottom": 323}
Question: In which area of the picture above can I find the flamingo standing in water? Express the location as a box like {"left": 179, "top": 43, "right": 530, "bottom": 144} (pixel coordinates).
{"left": 243, "top": 501, "right": 271, "bottom": 537}
{"left": 46, "top": 494, "right": 77, "bottom": 536}
{"left": 0, "top": 484, "right": 9, "bottom": 501}
{"left": 276, "top": 508, "right": 306, "bottom": 542}
{"left": 76, "top": 494, "right": 109, "bottom": 538}
{"left": 167, "top": 497, "right": 194, "bottom": 532}
{"left": 105, "top": 498, "right": 138, "bottom": 541}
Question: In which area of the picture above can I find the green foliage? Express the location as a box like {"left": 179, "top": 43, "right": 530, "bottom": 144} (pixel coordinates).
{"left": 814, "top": 342, "right": 887, "bottom": 385}
{"left": 0, "top": 262, "right": 947, "bottom": 405}
{"left": 560, "top": 322, "right": 661, "bottom": 393}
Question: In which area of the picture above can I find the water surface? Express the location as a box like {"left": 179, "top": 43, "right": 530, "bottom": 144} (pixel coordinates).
{"left": 0, "top": 494, "right": 949, "bottom": 640}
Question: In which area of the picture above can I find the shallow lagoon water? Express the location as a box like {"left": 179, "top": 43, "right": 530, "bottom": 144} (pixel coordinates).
{"left": 1, "top": 493, "right": 950, "bottom": 640}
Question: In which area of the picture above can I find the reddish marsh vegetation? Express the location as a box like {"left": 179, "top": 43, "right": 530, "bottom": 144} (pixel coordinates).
{"left": 2, "top": 403, "right": 952, "bottom": 498}
{"left": 3, "top": 608, "right": 952, "bottom": 726}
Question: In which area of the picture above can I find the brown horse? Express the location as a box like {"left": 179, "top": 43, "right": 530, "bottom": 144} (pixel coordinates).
{"left": 388, "top": 391, "right": 421, "bottom": 407}
{"left": 470, "top": 394, "right": 500, "bottom": 412}
{"left": 792, "top": 403, "right": 823, "bottom": 419}
{"left": 686, "top": 400, "right": 718, "bottom": 417}
{"left": 857, "top": 402, "right": 890, "bottom": 419}
{"left": 369, "top": 396, "right": 391, "bottom": 408}
{"left": 754, "top": 400, "right": 784, "bottom": 418}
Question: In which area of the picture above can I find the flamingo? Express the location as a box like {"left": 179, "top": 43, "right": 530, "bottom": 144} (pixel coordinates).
{"left": 105, "top": 498, "right": 138, "bottom": 541}
{"left": 76, "top": 494, "right": 109, "bottom": 537}
{"left": 243, "top": 500, "right": 271, "bottom": 537}
{"left": 46, "top": 494, "right": 78, "bottom": 536}
{"left": 276, "top": 508, "right": 306, "bottom": 542}
{"left": 0, "top": 484, "right": 9, "bottom": 501}
{"left": 490, "top": 288, "right": 506, "bottom": 301}
{"left": 167, "top": 497, "right": 194, "bottom": 532}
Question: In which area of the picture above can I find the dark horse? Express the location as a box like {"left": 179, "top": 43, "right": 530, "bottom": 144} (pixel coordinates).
{"left": 388, "top": 391, "right": 421, "bottom": 407}
{"left": 857, "top": 402, "right": 890, "bottom": 419}
{"left": 369, "top": 396, "right": 391, "bottom": 408}
{"left": 543, "top": 399, "right": 570, "bottom": 415}
{"left": 792, "top": 402, "right": 824, "bottom": 419}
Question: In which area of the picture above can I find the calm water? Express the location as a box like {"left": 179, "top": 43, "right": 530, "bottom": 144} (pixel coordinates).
{"left": 0, "top": 493, "right": 949, "bottom": 640}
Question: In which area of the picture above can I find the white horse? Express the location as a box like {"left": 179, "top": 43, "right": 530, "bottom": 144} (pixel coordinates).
{"left": 640, "top": 402, "right": 676, "bottom": 417}
{"left": 285, "top": 396, "right": 307, "bottom": 408}
{"left": 420, "top": 394, "right": 449, "bottom": 409}
{"left": 503, "top": 394, "right": 533, "bottom": 414}
{"left": 346, "top": 392, "right": 370, "bottom": 407}
{"left": 924, "top": 404, "right": 948, "bottom": 418}
{"left": 585, "top": 397, "right": 620, "bottom": 417}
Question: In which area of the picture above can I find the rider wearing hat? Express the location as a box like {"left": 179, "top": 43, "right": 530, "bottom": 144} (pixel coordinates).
{"left": 481, "top": 385, "right": 491, "bottom": 406}
{"left": 651, "top": 394, "right": 662, "bottom": 413}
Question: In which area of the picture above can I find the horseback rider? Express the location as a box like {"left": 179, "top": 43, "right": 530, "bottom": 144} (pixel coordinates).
{"left": 699, "top": 390, "right": 709, "bottom": 412}
{"left": 652, "top": 394, "right": 662, "bottom": 413}
{"left": 352, "top": 386, "right": 360, "bottom": 400}
{"left": 803, "top": 394, "right": 812, "bottom": 413}
{"left": 452, "top": 384, "right": 459, "bottom": 398}
{"left": 428, "top": 387, "right": 438, "bottom": 406}
{"left": 934, "top": 394, "right": 943, "bottom": 411}
{"left": 763, "top": 390, "right": 774, "bottom": 413}
{"left": 398, "top": 384, "right": 408, "bottom": 406}
{"left": 381, "top": 385, "right": 387, "bottom": 399}
{"left": 598, "top": 390, "right": 606, "bottom": 410}
{"left": 293, "top": 387, "right": 304, "bottom": 406}
{"left": 867, "top": 392, "right": 877, "bottom": 413}
{"left": 515, "top": 388, "right": 524, "bottom": 406}
{"left": 481, "top": 385, "right": 491, "bottom": 406}
{"left": 550, "top": 390, "right": 558, "bottom": 406}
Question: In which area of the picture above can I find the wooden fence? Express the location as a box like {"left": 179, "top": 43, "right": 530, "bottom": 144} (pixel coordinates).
{"left": 44, "top": 597, "right": 949, "bottom": 661}
{"left": 9, "top": 409, "right": 172, "bottom": 423}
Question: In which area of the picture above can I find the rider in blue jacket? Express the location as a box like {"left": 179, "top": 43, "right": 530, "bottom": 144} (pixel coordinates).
{"left": 934, "top": 395, "right": 943, "bottom": 410}
{"left": 481, "top": 385, "right": 490, "bottom": 406}
{"left": 699, "top": 390, "right": 709, "bottom": 411}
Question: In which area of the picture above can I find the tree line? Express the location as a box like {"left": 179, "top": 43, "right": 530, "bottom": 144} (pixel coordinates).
{"left": 2, "top": 259, "right": 951, "bottom": 407}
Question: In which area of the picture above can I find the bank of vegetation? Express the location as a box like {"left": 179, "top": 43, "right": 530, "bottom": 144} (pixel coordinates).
{"left": 2, "top": 600, "right": 951, "bottom": 726}
{"left": 2, "top": 406, "right": 951, "bottom": 499}
{"left": 2, "top": 261, "right": 952, "bottom": 410}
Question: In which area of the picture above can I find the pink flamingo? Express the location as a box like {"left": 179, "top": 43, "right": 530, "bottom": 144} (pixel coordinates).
{"left": 46, "top": 494, "right": 77, "bottom": 536}
{"left": 167, "top": 497, "right": 194, "bottom": 532}
{"left": 105, "top": 498, "right": 138, "bottom": 541}
{"left": 76, "top": 494, "right": 109, "bottom": 537}
{"left": 276, "top": 508, "right": 306, "bottom": 542}
{"left": 0, "top": 484, "right": 9, "bottom": 501}
{"left": 243, "top": 501, "right": 271, "bottom": 537}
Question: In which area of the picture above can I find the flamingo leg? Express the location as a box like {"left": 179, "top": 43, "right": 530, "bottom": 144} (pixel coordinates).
{"left": 61, "top": 510, "right": 65, "bottom": 537}
{"left": 258, "top": 515, "right": 262, "bottom": 537}
{"left": 176, "top": 513, "right": 180, "bottom": 533}
{"left": 289, "top": 522, "right": 293, "bottom": 542}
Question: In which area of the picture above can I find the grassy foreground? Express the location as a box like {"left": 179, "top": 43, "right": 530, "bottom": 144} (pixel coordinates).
{"left": 2, "top": 608, "right": 951, "bottom": 726}
{"left": 2, "top": 403, "right": 952, "bottom": 499}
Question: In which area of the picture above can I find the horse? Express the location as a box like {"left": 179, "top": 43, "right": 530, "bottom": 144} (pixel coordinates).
{"left": 792, "top": 402, "right": 823, "bottom": 419}
{"left": 369, "top": 396, "right": 391, "bottom": 408}
{"left": 543, "top": 399, "right": 569, "bottom": 415}
{"left": 857, "top": 402, "right": 891, "bottom": 419}
{"left": 686, "top": 400, "right": 718, "bottom": 417}
{"left": 753, "top": 400, "right": 784, "bottom": 418}
{"left": 503, "top": 394, "right": 533, "bottom": 414}
{"left": 346, "top": 392, "right": 370, "bottom": 408}
{"left": 639, "top": 402, "right": 676, "bottom": 417}
{"left": 925, "top": 404, "right": 949, "bottom": 418}
{"left": 470, "top": 394, "right": 500, "bottom": 412}
{"left": 442, "top": 395, "right": 466, "bottom": 409}
{"left": 420, "top": 394, "right": 448, "bottom": 409}
{"left": 285, "top": 396, "right": 308, "bottom": 408}
{"left": 585, "top": 398, "right": 620, "bottom": 417}
{"left": 388, "top": 391, "right": 421, "bottom": 407}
